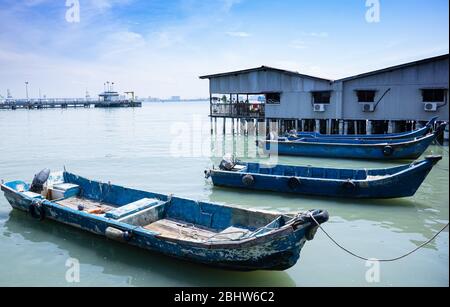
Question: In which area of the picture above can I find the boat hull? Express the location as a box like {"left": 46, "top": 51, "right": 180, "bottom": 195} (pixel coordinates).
{"left": 209, "top": 157, "right": 441, "bottom": 199}
{"left": 1, "top": 174, "right": 324, "bottom": 271}
{"left": 290, "top": 117, "right": 438, "bottom": 141}
{"left": 261, "top": 131, "right": 439, "bottom": 160}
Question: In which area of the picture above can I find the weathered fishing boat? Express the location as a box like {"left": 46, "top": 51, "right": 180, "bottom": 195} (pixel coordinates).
{"left": 259, "top": 123, "right": 445, "bottom": 160}
{"left": 286, "top": 117, "right": 438, "bottom": 141}
{"left": 1, "top": 170, "right": 328, "bottom": 271}
{"left": 206, "top": 155, "right": 443, "bottom": 199}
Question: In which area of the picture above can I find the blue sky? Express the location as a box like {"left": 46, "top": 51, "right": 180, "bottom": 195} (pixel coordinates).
{"left": 0, "top": 0, "right": 448, "bottom": 99}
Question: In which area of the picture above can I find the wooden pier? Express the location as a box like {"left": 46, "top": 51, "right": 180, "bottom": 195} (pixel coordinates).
{"left": 0, "top": 99, "right": 142, "bottom": 110}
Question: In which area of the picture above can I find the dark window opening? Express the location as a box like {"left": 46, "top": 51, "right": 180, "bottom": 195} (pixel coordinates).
{"left": 356, "top": 90, "right": 376, "bottom": 103}
{"left": 312, "top": 91, "right": 331, "bottom": 104}
{"left": 422, "top": 89, "right": 447, "bottom": 102}
{"left": 265, "top": 93, "right": 281, "bottom": 104}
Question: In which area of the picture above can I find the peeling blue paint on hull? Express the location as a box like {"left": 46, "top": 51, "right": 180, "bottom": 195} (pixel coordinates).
{"left": 1, "top": 172, "right": 328, "bottom": 271}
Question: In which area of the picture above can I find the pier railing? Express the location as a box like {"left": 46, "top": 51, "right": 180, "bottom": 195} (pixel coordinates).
{"left": 211, "top": 103, "right": 265, "bottom": 118}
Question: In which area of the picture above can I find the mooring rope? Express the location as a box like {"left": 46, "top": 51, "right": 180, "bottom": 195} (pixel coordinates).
{"left": 308, "top": 212, "right": 449, "bottom": 262}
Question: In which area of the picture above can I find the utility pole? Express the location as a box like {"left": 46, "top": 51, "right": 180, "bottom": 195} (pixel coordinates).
{"left": 25, "top": 81, "right": 29, "bottom": 101}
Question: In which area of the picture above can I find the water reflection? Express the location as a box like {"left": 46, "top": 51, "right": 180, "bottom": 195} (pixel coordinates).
{"left": 3, "top": 210, "right": 295, "bottom": 287}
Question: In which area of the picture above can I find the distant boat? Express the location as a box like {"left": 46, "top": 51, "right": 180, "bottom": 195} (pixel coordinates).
{"left": 286, "top": 117, "right": 438, "bottom": 141}
{"left": 1, "top": 170, "right": 328, "bottom": 271}
{"left": 95, "top": 90, "right": 142, "bottom": 108}
{"left": 258, "top": 123, "right": 446, "bottom": 160}
{"left": 206, "top": 155, "right": 443, "bottom": 199}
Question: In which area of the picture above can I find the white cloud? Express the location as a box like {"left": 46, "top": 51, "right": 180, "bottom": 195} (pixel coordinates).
{"left": 222, "top": 0, "right": 241, "bottom": 12}
{"left": 290, "top": 40, "right": 308, "bottom": 49}
{"left": 226, "top": 31, "right": 251, "bottom": 38}
{"left": 300, "top": 31, "right": 329, "bottom": 38}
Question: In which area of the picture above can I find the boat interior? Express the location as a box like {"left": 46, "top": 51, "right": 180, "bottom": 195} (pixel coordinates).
{"left": 227, "top": 162, "right": 419, "bottom": 181}
{"left": 4, "top": 172, "right": 293, "bottom": 243}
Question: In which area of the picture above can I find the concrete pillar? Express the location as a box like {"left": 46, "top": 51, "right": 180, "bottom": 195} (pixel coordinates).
{"left": 339, "top": 120, "right": 344, "bottom": 135}
{"left": 444, "top": 123, "right": 449, "bottom": 142}
{"left": 295, "top": 120, "right": 299, "bottom": 132}
{"left": 315, "top": 119, "right": 321, "bottom": 133}
{"left": 214, "top": 118, "right": 218, "bottom": 134}
{"left": 387, "top": 121, "right": 394, "bottom": 134}
{"left": 301, "top": 120, "right": 305, "bottom": 132}
{"left": 231, "top": 118, "right": 235, "bottom": 134}
{"left": 354, "top": 121, "right": 358, "bottom": 135}
{"left": 366, "top": 120, "right": 373, "bottom": 135}
{"left": 223, "top": 118, "right": 226, "bottom": 134}
{"left": 240, "top": 118, "right": 245, "bottom": 135}
{"left": 326, "top": 119, "right": 331, "bottom": 134}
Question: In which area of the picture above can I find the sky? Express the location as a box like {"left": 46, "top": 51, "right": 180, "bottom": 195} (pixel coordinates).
{"left": 0, "top": 0, "right": 448, "bottom": 99}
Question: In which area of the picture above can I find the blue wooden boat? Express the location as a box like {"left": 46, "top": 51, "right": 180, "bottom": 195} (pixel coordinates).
{"left": 286, "top": 117, "right": 438, "bottom": 140}
{"left": 206, "top": 155, "right": 443, "bottom": 199}
{"left": 259, "top": 123, "right": 445, "bottom": 160}
{"left": 1, "top": 170, "right": 328, "bottom": 271}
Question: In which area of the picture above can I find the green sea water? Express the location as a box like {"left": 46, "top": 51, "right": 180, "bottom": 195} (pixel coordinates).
{"left": 0, "top": 102, "right": 448, "bottom": 287}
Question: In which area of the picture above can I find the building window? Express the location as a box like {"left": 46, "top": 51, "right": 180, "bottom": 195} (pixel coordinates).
{"left": 422, "top": 89, "right": 447, "bottom": 102}
{"left": 312, "top": 91, "right": 331, "bottom": 104}
{"left": 356, "top": 90, "right": 376, "bottom": 103}
{"left": 265, "top": 93, "right": 281, "bottom": 104}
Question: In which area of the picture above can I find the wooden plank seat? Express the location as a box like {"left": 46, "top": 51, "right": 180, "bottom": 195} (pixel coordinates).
{"left": 56, "top": 197, "right": 116, "bottom": 215}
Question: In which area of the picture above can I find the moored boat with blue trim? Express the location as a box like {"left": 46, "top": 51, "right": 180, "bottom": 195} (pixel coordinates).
{"left": 286, "top": 117, "right": 439, "bottom": 141}
{"left": 1, "top": 170, "right": 328, "bottom": 271}
{"left": 258, "top": 123, "right": 446, "bottom": 160}
{"left": 206, "top": 155, "right": 443, "bottom": 199}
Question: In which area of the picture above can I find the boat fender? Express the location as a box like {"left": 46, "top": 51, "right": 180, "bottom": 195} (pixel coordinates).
{"left": 78, "top": 205, "right": 85, "bottom": 211}
{"left": 343, "top": 179, "right": 357, "bottom": 190}
{"left": 306, "top": 210, "right": 329, "bottom": 241}
{"left": 288, "top": 177, "right": 301, "bottom": 190}
{"left": 29, "top": 199, "right": 45, "bottom": 221}
{"left": 383, "top": 146, "right": 394, "bottom": 157}
{"left": 105, "top": 227, "right": 131, "bottom": 243}
{"left": 123, "top": 231, "right": 133, "bottom": 242}
{"left": 242, "top": 174, "right": 255, "bottom": 186}
{"left": 204, "top": 170, "right": 211, "bottom": 179}
{"left": 306, "top": 226, "right": 319, "bottom": 241}
{"left": 293, "top": 210, "right": 329, "bottom": 240}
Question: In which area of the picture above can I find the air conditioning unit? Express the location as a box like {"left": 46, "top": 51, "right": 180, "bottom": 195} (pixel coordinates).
{"left": 361, "top": 103, "right": 375, "bottom": 112}
{"left": 313, "top": 104, "right": 326, "bottom": 112}
{"left": 424, "top": 102, "right": 438, "bottom": 112}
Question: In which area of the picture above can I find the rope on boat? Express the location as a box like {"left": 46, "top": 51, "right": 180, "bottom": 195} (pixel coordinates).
{"left": 308, "top": 212, "right": 449, "bottom": 262}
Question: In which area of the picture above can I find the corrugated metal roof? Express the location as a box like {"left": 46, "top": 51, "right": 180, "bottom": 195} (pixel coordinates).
{"left": 336, "top": 54, "right": 449, "bottom": 82}
{"left": 199, "top": 65, "right": 332, "bottom": 82}
{"left": 199, "top": 54, "right": 449, "bottom": 84}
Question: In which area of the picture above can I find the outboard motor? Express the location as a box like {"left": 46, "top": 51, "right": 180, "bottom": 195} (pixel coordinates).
{"left": 288, "top": 129, "right": 298, "bottom": 137}
{"left": 219, "top": 154, "right": 236, "bottom": 171}
{"left": 29, "top": 169, "right": 51, "bottom": 194}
